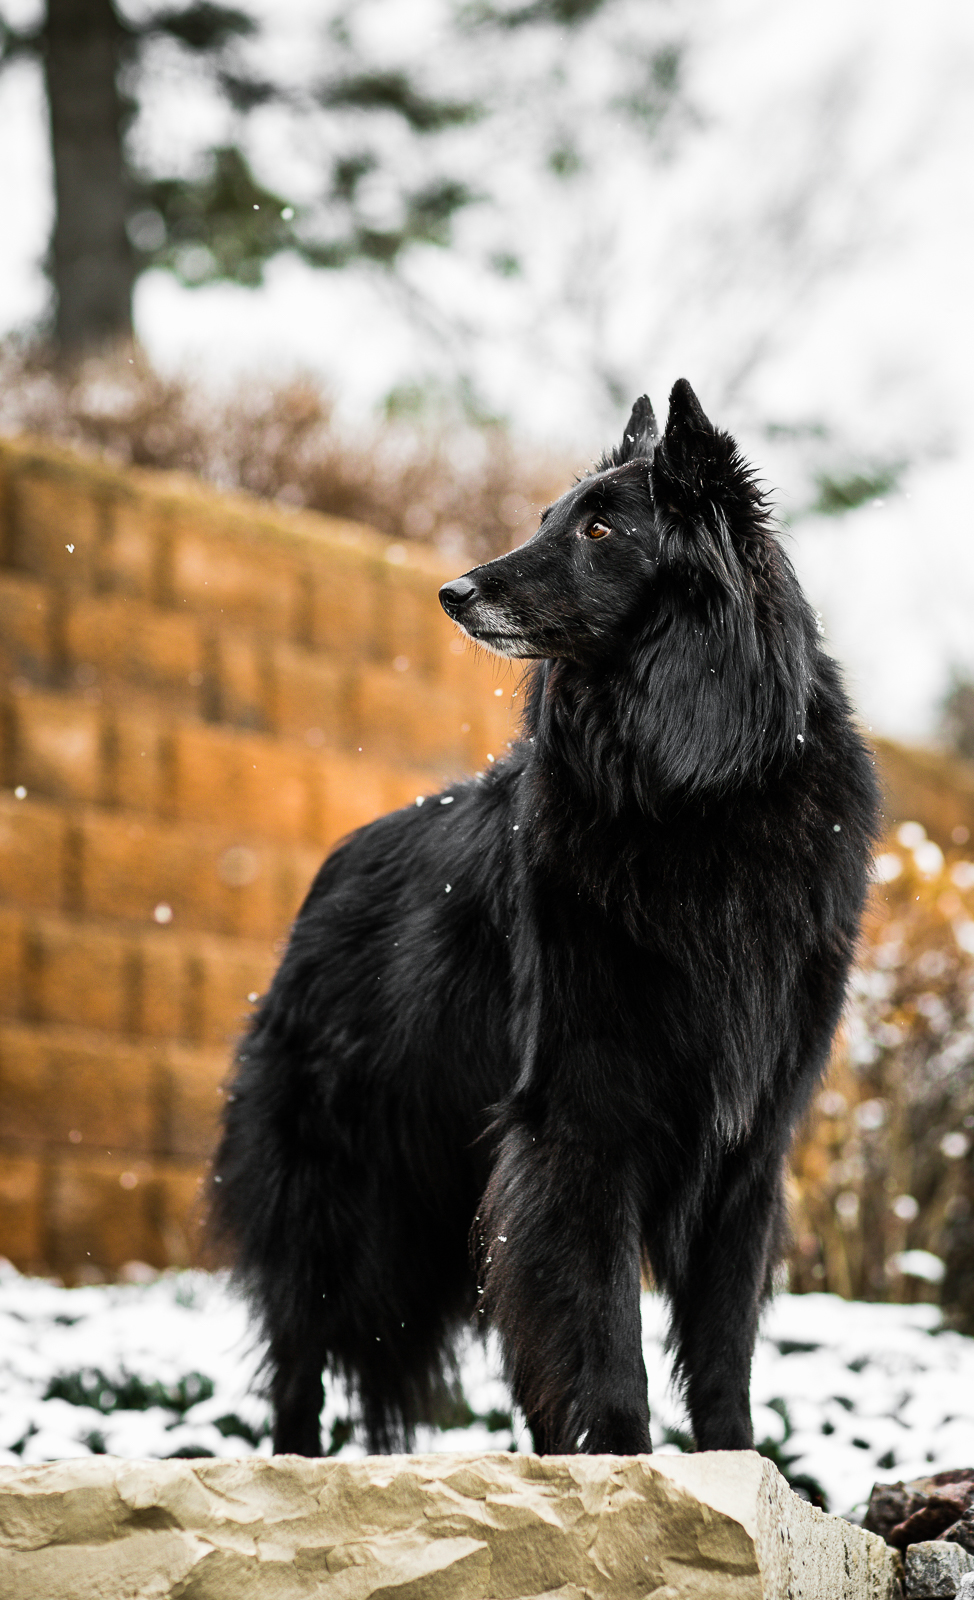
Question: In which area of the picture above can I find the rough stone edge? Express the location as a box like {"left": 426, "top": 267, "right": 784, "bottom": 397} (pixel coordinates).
{"left": 652, "top": 1453, "right": 899, "bottom": 1597}
{"left": 0, "top": 1450, "right": 900, "bottom": 1599}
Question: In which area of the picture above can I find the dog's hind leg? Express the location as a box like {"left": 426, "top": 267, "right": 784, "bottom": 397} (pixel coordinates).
{"left": 215, "top": 1098, "right": 479, "bottom": 1455}
{"left": 268, "top": 1324, "right": 327, "bottom": 1456}
{"left": 478, "top": 1121, "right": 651, "bottom": 1455}
{"left": 654, "top": 1148, "right": 788, "bottom": 1452}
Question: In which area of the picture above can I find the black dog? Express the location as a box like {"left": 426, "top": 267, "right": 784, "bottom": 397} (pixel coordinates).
{"left": 209, "top": 380, "right": 878, "bottom": 1457}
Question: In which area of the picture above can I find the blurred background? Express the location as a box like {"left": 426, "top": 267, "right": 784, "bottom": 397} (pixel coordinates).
{"left": 0, "top": 0, "right": 973, "bottom": 1324}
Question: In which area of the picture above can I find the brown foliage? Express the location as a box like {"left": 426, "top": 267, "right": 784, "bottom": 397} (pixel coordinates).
{"left": 789, "top": 821, "right": 974, "bottom": 1310}
{"left": 0, "top": 340, "right": 567, "bottom": 566}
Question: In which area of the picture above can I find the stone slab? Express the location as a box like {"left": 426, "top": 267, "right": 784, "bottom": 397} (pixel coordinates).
{"left": 0, "top": 1450, "right": 900, "bottom": 1599}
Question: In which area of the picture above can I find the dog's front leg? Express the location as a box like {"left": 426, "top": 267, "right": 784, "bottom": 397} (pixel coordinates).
{"left": 477, "top": 1116, "right": 651, "bottom": 1455}
{"left": 656, "top": 1137, "right": 787, "bottom": 1453}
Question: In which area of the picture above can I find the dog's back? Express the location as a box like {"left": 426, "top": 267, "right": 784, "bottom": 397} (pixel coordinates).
{"left": 209, "top": 381, "right": 878, "bottom": 1457}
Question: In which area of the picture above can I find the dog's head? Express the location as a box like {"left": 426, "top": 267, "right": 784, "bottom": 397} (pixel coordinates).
{"left": 439, "top": 379, "right": 773, "bottom": 665}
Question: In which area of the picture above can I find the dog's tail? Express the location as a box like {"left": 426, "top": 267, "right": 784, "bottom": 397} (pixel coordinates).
{"left": 207, "top": 1011, "right": 476, "bottom": 1454}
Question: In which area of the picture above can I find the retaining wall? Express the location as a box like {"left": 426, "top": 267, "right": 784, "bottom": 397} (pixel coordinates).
{"left": 0, "top": 438, "right": 516, "bottom": 1278}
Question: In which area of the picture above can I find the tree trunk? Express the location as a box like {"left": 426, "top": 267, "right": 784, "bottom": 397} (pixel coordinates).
{"left": 43, "top": 0, "right": 135, "bottom": 351}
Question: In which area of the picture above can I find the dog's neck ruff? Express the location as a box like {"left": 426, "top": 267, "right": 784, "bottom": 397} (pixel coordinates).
{"left": 522, "top": 600, "right": 816, "bottom": 825}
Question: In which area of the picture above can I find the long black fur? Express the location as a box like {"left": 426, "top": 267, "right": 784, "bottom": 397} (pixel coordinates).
{"left": 208, "top": 380, "right": 879, "bottom": 1456}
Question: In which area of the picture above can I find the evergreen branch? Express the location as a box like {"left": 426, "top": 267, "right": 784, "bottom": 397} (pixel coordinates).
{"left": 316, "top": 70, "right": 480, "bottom": 133}
{"left": 139, "top": 1, "right": 256, "bottom": 52}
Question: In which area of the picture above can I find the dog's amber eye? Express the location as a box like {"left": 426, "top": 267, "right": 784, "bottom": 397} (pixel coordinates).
{"left": 587, "top": 521, "right": 612, "bottom": 539}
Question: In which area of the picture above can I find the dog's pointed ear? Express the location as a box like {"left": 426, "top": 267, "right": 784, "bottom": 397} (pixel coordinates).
{"left": 662, "top": 378, "right": 714, "bottom": 462}
{"left": 653, "top": 379, "right": 724, "bottom": 512}
{"left": 618, "top": 394, "right": 659, "bottom": 462}
{"left": 653, "top": 379, "right": 767, "bottom": 557}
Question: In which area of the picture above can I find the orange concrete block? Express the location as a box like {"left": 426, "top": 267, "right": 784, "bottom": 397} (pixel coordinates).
{"left": 244, "top": 742, "right": 317, "bottom": 844}
{"left": 0, "top": 1024, "right": 47, "bottom": 1145}
{"left": 31, "top": 918, "right": 132, "bottom": 1034}
{"left": 151, "top": 1161, "right": 205, "bottom": 1266}
{"left": 101, "top": 492, "right": 166, "bottom": 598}
{"left": 0, "top": 450, "right": 9, "bottom": 564}
{"left": 12, "top": 471, "right": 102, "bottom": 589}
{"left": 171, "top": 722, "right": 315, "bottom": 843}
{"left": 317, "top": 748, "right": 394, "bottom": 847}
{"left": 380, "top": 766, "right": 447, "bottom": 812}
{"left": 474, "top": 685, "right": 521, "bottom": 767}
{"left": 436, "top": 629, "right": 478, "bottom": 689}
{"left": 212, "top": 627, "right": 269, "bottom": 730}
{"left": 0, "top": 906, "right": 24, "bottom": 1020}
{"left": 0, "top": 794, "right": 67, "bottom": 913}
{"left": 308, "top": 545, "right": 383, "bottom": 658}
{"left": 65, "top": 593, "right": 203, "bottom": 713}
{"left": 354, "top": 664, "right": 472, "bottom": 771}
{"left": 441, "top": 637, "right": 519, "bottom": 702}
{"left": 0, "top": 1154, "right": 44, "bottom": 1270}
{"left": 80, "top": 812, "right": 200, "bottom": 928}
{"left": 138, "top": 928, "right": 190, "bottom": 1040}
{"left": 47, "top": 1153, "right": 160, "bottom": 1277}
{"left": 383, "top": 565, "right": 456, "bottom": 678}
{"left": 0, "top": 572, "right": 53, "bottom": 685}
{"left": 171, "top": 518, "right": 299, "bottom": 633}
{"left": 9, "top": 692, "right": 104, "bottom": 804}
{"left": 241, "top": 843, "right": 308, "bottom": 942}
{"left": 105, "top": 707, "right": 168, "bottom": 815}
{"left": 269, "top": 843, "right": 325, "bottom": 934}
{"left": 135, "top": 921, "right": 270, "bottom": 1043}
{"left": 269, "top": 642, "right": 347, "bottom": 746}
{"left": 79, "top": 811, "right": 284, "bottom": 940}
{"left": 163, "top": 1043, "right": 229, "bottom": 1160}
{"left": 47, "top": 1029, "right": 159, "bottom": 1152}
{"left": 382, "top": 566, "right": 438, "bottom": 672}
{"left": 170, "top": 722, "right": 250, "bottom": 832}
{"left": 196, "top": 938, "right": 275, "bottom": 1047}
{"left": 255, "top": 745, "right": 298, "bottom": 837}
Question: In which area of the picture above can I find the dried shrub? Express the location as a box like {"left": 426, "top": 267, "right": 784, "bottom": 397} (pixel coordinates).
{"left": 789, "top": 822, "right": 974, "bottom": 1309}
{"left": 0, "top": 339, "right": 567, "bottom": 565}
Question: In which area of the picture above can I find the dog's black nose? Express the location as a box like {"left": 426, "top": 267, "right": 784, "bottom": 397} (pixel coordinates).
{"left": 439, "top": 576, "right": 479, "bottom": 618}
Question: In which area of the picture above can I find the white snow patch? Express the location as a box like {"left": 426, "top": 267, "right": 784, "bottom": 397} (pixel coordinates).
{"left": 3, "top": 1265, "right": 974, "bottom": 1517}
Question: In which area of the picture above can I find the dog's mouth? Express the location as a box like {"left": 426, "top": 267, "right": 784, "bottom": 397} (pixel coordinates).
{"left": 461, "top": 627, "right": 541, "bottom": 660}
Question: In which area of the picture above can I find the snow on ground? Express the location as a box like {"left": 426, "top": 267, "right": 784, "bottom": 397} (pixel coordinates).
{"left": 1, "top": 1262, "right": 972, "bottom": 1518}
